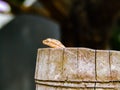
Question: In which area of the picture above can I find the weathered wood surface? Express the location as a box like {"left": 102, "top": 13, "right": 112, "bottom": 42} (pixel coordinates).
{"left": 35, "top": 48, "right": 120, "bottom": 90}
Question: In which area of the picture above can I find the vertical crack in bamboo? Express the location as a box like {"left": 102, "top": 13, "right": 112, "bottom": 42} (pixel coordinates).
{"left": 62, "top": 48, "right": 64, "bottom": 80}
{"left": 48, "top": 48, "right": 50, "bottom": 80}
{"left": 62, "top": 48, "right": 65, "bottom": 88}
{"left": 109, "top": 50, "right": 112, "bottom": 81}
{"left": 76, "top": 48, "right": 79, "bottom": 81}
{"left": 94, "top": 49, "right": 97, "bottom": 90}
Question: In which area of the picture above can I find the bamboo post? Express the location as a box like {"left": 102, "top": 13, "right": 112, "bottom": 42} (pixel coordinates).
{"left": 35, "top": 48, "right": 120, "bottom": 90}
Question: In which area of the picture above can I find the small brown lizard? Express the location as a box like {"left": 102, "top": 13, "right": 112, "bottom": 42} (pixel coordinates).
{"left": 42, "top": 38, "right": 65, "bottom": 48}
{"left": 42, "top": 38, "right": 76, "bottom": 56}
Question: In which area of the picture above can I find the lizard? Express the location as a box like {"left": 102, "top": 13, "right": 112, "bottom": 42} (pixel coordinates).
{"left": 42, "top": 38, "right": 65, "bottom": 48}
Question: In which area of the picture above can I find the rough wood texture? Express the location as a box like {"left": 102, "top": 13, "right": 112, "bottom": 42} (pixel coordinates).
{"left": 35, "top": 48, "right": 120, "bottom": 90}
{"left": 96, "top": 50, "right": 111, "bottom": 81}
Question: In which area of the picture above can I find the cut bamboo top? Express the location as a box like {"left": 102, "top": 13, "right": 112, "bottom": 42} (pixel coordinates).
{"left": 35, "top": 48, "right": 120, "bottom": 81}
{"left": 35, "top": 48, "right": 120, "bottom": 89}
{"left": 35, "top": 38, "right": 120, "bottom": 89}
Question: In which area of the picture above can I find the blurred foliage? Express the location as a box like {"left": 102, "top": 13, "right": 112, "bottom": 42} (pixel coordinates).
{"left": 8, "top": 0, "right": 25, "bottom": 4}
{"left": 110, "top": 25, "right": 120, "bottom": 50}
{"left": 2, "top": 0, "right": 120, "bottom": 50}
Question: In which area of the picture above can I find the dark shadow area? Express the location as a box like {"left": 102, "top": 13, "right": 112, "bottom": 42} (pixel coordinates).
{"left": 0, "top": 14, "right": 61, "bottom": 90}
